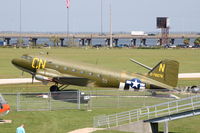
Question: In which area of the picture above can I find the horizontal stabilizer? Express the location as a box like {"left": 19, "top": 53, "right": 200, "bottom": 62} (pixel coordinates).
{"left": 129, "top": 58, "right": 152, "bottom": 70}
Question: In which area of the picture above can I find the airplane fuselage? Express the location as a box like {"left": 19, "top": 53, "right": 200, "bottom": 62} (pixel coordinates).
{"left": 12, "top": 54, "right": 175, "bottom": 90}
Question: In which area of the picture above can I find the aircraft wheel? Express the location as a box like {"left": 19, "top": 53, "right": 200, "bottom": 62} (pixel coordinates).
{"left": 152, "top": 91, "right": 157, "bottom": 96}
{"left": 50, "top": 85, "right": 59, "bottom": 92}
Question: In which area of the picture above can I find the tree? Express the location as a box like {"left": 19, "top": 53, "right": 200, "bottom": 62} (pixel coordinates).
{"left": 183, "top": 38, "right": 190, "bottom": 45}
{"left": 17, "top": 38, "right": 24, "bottom": 46}
{"left": 194, "top": 37, "right": 200, "bottom": 45}
{"left": 65, "top": 37, "right": 75, "bottom": 47}
{"left": 49, "top": 36, "right": 60, "bottom": 47}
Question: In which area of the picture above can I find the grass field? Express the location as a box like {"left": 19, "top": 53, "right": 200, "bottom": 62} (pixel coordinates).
{"left": 1, "top": 47, "right": 200, "bottom": 85}
{"left": 0, "top": 47, "right": 200, "bottom": 133}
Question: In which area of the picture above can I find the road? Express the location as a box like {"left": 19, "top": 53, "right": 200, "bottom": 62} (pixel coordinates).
{"left": 0, "top": 78, "right": 40, "bottom": 85}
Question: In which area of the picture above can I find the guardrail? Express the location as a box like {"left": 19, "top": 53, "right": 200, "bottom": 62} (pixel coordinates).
{"left": 93, "top": 95, "right": 200, "bottom": 128}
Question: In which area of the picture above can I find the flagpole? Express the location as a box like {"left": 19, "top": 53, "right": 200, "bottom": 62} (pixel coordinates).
{"left": 66, "top": 0, "right": 70, "bottom": 46}
{"left": 100, "top": 0, "right": 103, "bottom": 35}
{"left": 19, "top": 0, "right": 22, "bottom": 46}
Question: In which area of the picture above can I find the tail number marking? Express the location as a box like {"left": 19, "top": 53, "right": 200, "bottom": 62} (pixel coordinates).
{"left": 159, "top": 64, "right": 165, "bottom": 72}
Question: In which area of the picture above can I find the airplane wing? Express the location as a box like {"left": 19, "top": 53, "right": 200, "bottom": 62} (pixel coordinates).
{"left": 52, "top": 77, "right": 90, "bottom": 86}
{"left": 35, "top": 68, "right": 90, "bottom": 86}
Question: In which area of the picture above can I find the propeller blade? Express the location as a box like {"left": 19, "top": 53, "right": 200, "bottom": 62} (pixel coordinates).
{"left": 32, "top": 75, "right": 35, "bottom": 84}
{"left": 21, "top": 71, "right": 24, "bottom": 76}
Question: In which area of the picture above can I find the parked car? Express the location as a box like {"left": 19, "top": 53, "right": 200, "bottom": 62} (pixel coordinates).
{"left": 115, "top": 44, "right": 129, "bottom": 48}
{"left": 192, "top": 45, "right": 200, "bottom": 48}
{"left": 93, "top": 44, "right": 102, "bottom": 48}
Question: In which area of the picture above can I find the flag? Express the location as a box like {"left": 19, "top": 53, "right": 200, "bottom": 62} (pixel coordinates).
{"left": 66, "top": 0, "right": 70, "bottom": 8}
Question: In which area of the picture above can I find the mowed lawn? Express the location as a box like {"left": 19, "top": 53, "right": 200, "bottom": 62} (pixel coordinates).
{"left": 1, "top": 47, "right": 200, "bottom": 85}
{"left": 0, "top": 47, "right": 200, "bottom": 133}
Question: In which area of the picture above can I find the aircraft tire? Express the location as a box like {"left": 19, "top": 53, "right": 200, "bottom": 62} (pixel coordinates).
{"left": 50, "top": 85, "right": 59, "bottom": 92}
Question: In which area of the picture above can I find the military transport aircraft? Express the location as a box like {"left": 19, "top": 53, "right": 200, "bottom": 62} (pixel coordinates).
{"left": 11, "top": 54, "right": 179, "bottom": 92}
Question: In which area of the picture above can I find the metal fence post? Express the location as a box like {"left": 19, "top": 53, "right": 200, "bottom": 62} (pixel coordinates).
{"left": 116, "top": 113, "right": 118, "bottom": 126}
{"left": 137, "top": 109, "right": 139, "bottom": 121}
{"left": 147, "top": 107, "right": 150, "bottom": 119}
{"left": 176, "top": 101, "right": 179, "bottom": 113}
{"left": 155, "top": 106, "right": 157, "bottom": 117}
{"left": 117, "top": 90, "right": 120, "bottom": 108}
{"left": 191, "top": 97, "right": 194, "bottom": 110}
{"left": 88, "top": 90, "right": 92, "bottom": 111}
{"left": 168, "top": 103, "right": 171, "bottom": 115}
{"left": 78, "top": 90, "right": 81, "bottom": 109}
{"left": 107, "top": 116, "right": 110, "bottom": 128}
{"left": 16, "top": 93, "right": 20, "bottom": 111}
{"left": 49, "top": 92, "right": 52, "bottom": 111}
{"left": 129, "top": 111, "right": 131, "bottom": 123}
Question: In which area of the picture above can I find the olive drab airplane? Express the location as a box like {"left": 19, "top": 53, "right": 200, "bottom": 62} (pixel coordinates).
{"left": 11, "top": 54, "right": 179, "bottom": 92}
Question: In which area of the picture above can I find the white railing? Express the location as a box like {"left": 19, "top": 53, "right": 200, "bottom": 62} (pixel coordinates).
{"left": 94, "top": 95, "right": 200, "bottom": 128}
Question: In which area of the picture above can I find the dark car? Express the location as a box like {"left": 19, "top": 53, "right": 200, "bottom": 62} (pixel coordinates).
{"left": 192, "top": 45, "right": 200, "bottom": 48}
{"left": 93, "top": 44, "right": 102, "bottom": 48}
{"left": 115, "top": 44, "right": 129, "bottom": 48}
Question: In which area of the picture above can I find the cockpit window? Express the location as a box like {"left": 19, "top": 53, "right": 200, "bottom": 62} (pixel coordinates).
{"left": 21, "top": 55, "right": 33, "bottom": 60}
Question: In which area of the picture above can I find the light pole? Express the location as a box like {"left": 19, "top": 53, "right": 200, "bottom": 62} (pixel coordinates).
{"left": 109, "top": 0, "right": 112, "bottom": 47}
{"left": 67, "top": 7, "right": 69, "bottom": 45}
{"left": 100, "top": 0, "right": 103, "bottom": 35}
{"left": 19, "top": 0, "right": 22, "bottom": 46}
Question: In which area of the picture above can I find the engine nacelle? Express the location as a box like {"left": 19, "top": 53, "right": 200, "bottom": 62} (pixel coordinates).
{"left": 119, "top": 78, "right": 145, "bottom": 91}
{"left": 36, "top": 68, "right": 61, "bottom": 77}
{"left": 35, "top": 75, "right": 49, "bottom": 81}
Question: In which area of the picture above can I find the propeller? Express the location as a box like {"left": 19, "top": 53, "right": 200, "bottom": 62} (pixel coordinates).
{"left": 21, "top": 71, "right": 24, "bottom": 77}
{"left": 32, "top": 74, "right": 35, "bottom": 84}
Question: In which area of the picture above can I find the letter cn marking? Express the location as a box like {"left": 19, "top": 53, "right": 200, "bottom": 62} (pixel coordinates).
{"left": 32, "top": 58, "right": 46, "bottom": 69}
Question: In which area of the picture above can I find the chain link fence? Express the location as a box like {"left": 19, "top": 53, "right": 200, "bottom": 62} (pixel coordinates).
{"left": 1, "top": 90, "right": 196, "bottom": 112}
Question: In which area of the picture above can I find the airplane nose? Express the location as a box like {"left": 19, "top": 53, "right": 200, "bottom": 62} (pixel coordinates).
{"left": 11, "top": 58, "right": 18, "bottom": 66}
{"left": 11, "top": 58, "right": 23, "bottom": 68}
{"left": 11, "top": 58, "right": 34, "bottom": 72}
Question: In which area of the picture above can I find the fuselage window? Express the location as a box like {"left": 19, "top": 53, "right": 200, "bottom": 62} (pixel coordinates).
{"left": 88, "top": 72, "right": 93, "bottom": 76}
{"left": 97, "top": 74, "right": 101, "bottom": 78}
{"left": 72, "top": 69, "right": 76, "bottom": 72}
{"left": 21, "top": 55, "right": 32, "bottom": 61}
{"left": 21, "top": 56, "right": 26, "bottom": 59}
{"left": 27, "top": 56, "right": 33, "bottom": 60}
{"left": 64, "top": 67, "right": 67, "bottom": 70}
{"left": 80, "top": 71, "right": 84, "bottom": 74}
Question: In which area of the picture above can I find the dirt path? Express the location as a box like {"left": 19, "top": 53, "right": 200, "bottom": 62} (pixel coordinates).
{"left": 68, "top": 128, "right": 105, "bottom": 133}
{"left": 0, "top": 78, "right": 40, "bottom": 85}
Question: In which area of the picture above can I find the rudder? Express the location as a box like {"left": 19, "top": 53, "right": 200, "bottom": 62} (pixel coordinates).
{"left": 148, "top": 60, "right": 179, "bottom": 87}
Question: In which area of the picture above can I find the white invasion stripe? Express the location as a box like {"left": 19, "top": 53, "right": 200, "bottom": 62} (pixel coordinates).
{"left": 178, "top": 73, "right": 200, "bottom": 79}
{"left": 0, "top": 78, "right": 40, "bottom": 85}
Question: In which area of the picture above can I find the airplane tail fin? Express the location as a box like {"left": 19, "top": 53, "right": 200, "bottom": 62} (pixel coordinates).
{"left": 148, "top": 60, "right": 179, "bottom": 87}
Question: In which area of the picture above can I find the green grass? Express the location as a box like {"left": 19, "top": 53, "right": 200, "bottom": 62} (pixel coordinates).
{"left": 1, "top": 47, "right": 200, "bottom": 86}
{"left": 0, "top": 47, "right": 200, "bottom": 133}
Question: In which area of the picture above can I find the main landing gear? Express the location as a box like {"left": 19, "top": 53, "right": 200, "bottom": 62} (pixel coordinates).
{"left": 49, "top": 84, "right": 69, "bottom": 92}
{"left": 50, "top": 85, "right": 59, "bottom": 92}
